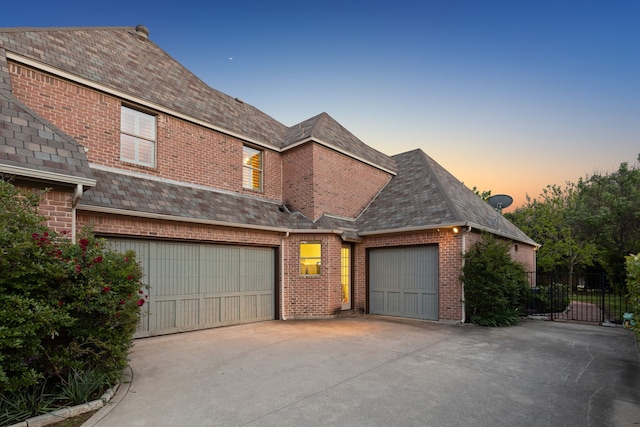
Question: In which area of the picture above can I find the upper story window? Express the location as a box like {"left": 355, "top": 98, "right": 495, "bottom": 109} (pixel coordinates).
{"left": 121, "top": 105, "right": 156, "bottom": 167}
{"left": 300, "top": 241, "right": 322, "bottom": 275}
{"left": 243, "top": 146, "right": 263, "bottom": 190}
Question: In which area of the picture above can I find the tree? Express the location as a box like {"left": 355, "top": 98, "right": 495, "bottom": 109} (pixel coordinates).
{"left": 574, "top": 155, "right": 640, "bottom": 276}
{"left": 506, "top": 183, "right": 598, "bottom": 274}
{"left": 472, "top": 186, "right": 492, "bottom": 202}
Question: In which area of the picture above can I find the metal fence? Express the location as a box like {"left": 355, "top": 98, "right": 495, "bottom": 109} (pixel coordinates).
{"left": 525, "top": 272, "right": 632, "bottom": 324}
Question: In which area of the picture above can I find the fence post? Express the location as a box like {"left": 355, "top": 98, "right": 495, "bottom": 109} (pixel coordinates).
{"left": 600, "top": 272, "right": 606, "bottom": 323}
{"left": 550, "top": 272, "right": 555, "bottom": 321}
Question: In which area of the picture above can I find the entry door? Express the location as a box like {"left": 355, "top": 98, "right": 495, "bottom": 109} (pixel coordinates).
{"left": 341, "top": 245, "right": 352, "bottom": 310}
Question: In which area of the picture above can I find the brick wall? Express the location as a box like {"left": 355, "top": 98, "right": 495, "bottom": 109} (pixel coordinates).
{"left": 8, "top": 62, "right": 283, "bottom": 201}
{"left": 77, "top": 211, "right": 284, "bottom": 247}
{"left": 282, "top": 233, "right": 344, "bottom": 318}
{"left": 283, "top": 143, "right": 391, "bottom": 220}
{"left": 16, "top": 183, "right": 74, "bottom": 234}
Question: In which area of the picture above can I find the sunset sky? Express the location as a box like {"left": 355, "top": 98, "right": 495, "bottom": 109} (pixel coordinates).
{"left": 3, "top": 1, "right": 639, "bottom": 210}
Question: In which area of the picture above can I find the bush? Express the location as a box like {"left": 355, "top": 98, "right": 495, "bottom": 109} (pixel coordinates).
{"left": 0, "top": 180, "right": 147, "bottom": 422}
{"left": 530, "top": 283, "right": 570, "bottom": 313}
{"left": 625, "top": 254, "right": 640, "bottom": 336}
{"left": 462, "top": 233, "right": 529, "bottom": 326}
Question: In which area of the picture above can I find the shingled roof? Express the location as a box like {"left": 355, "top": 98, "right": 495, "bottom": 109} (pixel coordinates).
{"left": 0, "top": 26, "right": 395, "bottom": 173}
{"left": 80, "top": 168, "right": 311, "bottom": 230}
{"left": 0, "top": 90, "right": 95, "bottom": 185}
{"left": 284, "top": 113, "right": 397, "bottom": 173}
{"left": 357, "top": 149, "right": 537, "bottom": 245}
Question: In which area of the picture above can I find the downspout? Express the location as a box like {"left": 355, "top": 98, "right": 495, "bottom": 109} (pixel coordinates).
{"left": 460, "top": 226, "right": 471, "bottom": 324}
{"left": 71, "top": 184, "right": 83, "bottom": 243}
{"left": 281, "top": 231, "right": 290, "bottom": 320}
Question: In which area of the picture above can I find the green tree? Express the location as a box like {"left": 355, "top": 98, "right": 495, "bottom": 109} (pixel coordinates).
{"left": 506, "top": 183, "right": 598, "bottom": 274}
{"left": 472, "top": 186, "right": 492, "bottom": 202}
{"left": 575, "top": 155, "right": 640, "bottom": 276}
{"left": 462, "top": 233, "right": 529, "bottom": 326}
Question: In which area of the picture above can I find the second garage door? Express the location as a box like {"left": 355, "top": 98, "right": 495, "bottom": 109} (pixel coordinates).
{"left": 107, "top": 239, "right": 276, "bottom": 337}
{"left": 369, "top": 246, "right": 439, "bottom": 320}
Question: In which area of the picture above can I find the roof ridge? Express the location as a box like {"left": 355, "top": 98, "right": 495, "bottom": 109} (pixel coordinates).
{"left": 0, "top": 26, "right": 134, "bottom": 33}
{"left": 413, "top": 150, "right": 465, "bottom": 221}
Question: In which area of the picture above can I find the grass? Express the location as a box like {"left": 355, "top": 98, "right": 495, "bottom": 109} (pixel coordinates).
{"left": 48, "top": 409, "right": 99, "bottom": 427}
{"left": 571, "top": 291, "right": 631, "bottom": 322}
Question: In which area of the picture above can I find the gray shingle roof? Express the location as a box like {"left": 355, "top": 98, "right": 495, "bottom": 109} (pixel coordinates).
{"left": 0, "top": 26, "right": 395, "bottom": 173}
{"left": 357, "top": 149, "right": 537, "bottom": 245}
{"left": 284, "top": 113, "right": 397, "bottom": 173}
{"left": 81, "top": 168, "right": 313, "bottom": 230}
{"left": 0, "top": 90, "right": 95, "bottom": 182}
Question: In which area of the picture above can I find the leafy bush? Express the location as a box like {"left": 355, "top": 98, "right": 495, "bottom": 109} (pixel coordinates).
{"left": 0, "top": 180, "right": 147, "bottom": 422}
{"left": 462, "top": 233, "right": 529, "bottom": 326}
{"left": 530, "top": 283, "right": 570, "bottom": 313}
{"left": 625, "top": 254, "right": 640, "bottom": 336}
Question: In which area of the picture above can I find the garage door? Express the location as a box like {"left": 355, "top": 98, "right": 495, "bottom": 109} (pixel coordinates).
{"left": 369, "top": 246, "right": 439, "bottom": 320}
{"left": 107, "top": 239, "right": 275, "bottom": 337}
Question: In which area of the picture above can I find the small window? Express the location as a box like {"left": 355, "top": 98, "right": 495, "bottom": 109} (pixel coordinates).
{"left": 243, "top": 146, "right": 263, "bottom": 190}
{"left": 121, "top": 106, "right": 156, "bottom": 167}
{"left": 300, "top": 242, "right": 321, "bottom": 275}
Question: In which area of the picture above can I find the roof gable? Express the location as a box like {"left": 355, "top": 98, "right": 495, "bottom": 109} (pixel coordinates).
{"left": 284, "top": 112, "right": 397, "bottom": 173}
{"left": 358, "top": 149, "right": 536, "bottom": 245}
{"left": 0, "top": 26, "right": 396, "bottom": 173}
{"left": 0, "top": 90, "right": 95, "bottom": 184}
{"left": 0, "top": 26, "right": 289, "bottom": 148}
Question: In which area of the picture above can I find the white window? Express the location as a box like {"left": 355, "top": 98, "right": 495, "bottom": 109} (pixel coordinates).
{"left": 121, "top": 106, "right": 156, "bottom": 167}
{"left": 243, "top": 146, "right": 263, "bottom": 190}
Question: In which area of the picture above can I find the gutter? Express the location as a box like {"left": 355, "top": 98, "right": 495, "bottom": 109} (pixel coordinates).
{"left": 0, "top": 164, "right": 96, "bottom": 187}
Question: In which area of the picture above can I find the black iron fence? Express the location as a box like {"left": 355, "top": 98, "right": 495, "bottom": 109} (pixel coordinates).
{"left": 525, "top": 272, "right": 632, "bottom": 324}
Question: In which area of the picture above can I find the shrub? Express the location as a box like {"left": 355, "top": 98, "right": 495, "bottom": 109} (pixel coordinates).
{"left": 530, "top": 283, "right": 570, "bottom": 313}
{"left": 625, "top": 254, "right": 640, "bottom": 336}
{"left": 0, "top": 180, "right": 147, "bottom": 413}
{"left": 462, "top": 233, "right": 529, "bottom": 326}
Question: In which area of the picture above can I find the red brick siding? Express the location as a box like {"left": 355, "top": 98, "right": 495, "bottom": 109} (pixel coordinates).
{"left": 16, "top": 184, "right": 74, "bottom": 234}
{"left": 282, "top": 144, "right": 314, "bottom": 218}
{"left": 283, "top": 143, "right": 391, "bottom": 220}
{"left": 509, "top": 243, "right": 536, "bottom": 272}
{"left": 8, "top": 63, "right": 283, "bottom": 200}
{"left": 282, "top": 233, "right": 344, "bottom": 318}
{"left": 77, "top": 211, "right": 284, "bottom": 246}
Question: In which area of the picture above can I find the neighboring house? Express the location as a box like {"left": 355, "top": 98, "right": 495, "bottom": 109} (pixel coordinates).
{"left": 0, "top": 25, "right": 538, "bottom": 337}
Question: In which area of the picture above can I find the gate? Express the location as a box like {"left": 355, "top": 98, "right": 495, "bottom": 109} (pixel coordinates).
{"left": 526, "top": 272, "right": 631, "bottom": 325}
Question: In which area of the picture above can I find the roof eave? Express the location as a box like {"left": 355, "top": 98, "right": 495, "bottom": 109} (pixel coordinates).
{"left": 0, "top": 164, "right": 96, "bottom": 187}
{"left": 282, "top": 136, "right": 397, "bottom": 175}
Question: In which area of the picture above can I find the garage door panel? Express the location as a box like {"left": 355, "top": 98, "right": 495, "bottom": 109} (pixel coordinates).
{"left": 370, "top": 291, "right": 385, "bottom": 314}
{"left": 369, "top": 246, "right": 439, "bottom": 321}
{"left": 153, "top": 243, "right": 200, "bottom": 296}
{"left": 200, "top": 246, "right": 240, "bottom": 294}
{"left": 107, "top": 239, "right": 275, "bottom": 337}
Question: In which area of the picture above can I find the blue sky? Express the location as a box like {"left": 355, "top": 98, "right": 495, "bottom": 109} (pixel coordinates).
{"left": 3, "top": 0, "right": 639, "bottom": 209}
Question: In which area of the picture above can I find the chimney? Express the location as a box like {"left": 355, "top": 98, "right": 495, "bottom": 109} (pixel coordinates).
{"left": 135, "top": 25, "right": 149, "bottom": 41}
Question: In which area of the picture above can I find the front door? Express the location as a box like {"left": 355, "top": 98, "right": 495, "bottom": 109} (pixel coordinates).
{"left": 341, "top": 245, "right": 352, "bottom": 310}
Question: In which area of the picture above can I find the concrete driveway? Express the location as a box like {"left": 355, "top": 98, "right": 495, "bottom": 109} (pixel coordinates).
{"left": 85, "top": 317, "right": 640, "bottom": 427}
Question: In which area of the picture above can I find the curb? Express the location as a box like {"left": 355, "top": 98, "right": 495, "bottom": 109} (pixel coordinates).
{"left": 80, "top": 366, "right": 132, "bottom": 426}
{"left": 6, "top": 375, "right": 125, "bottom": 427}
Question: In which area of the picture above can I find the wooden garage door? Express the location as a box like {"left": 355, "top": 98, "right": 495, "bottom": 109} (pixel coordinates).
{"left": 369, "top": 246, "right": 439, "bottom": 320}
{"left": 107, "top": 239, "right": 275, "bottom": 337}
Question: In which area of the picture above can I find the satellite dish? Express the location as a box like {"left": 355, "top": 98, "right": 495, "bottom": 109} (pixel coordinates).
{"left": 487, "top": 194, "right": 513, "bottom": 211}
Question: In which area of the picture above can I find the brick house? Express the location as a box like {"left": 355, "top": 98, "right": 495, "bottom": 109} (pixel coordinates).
{"left": 0, "top": 25, "right": 537, "bottom": 336}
